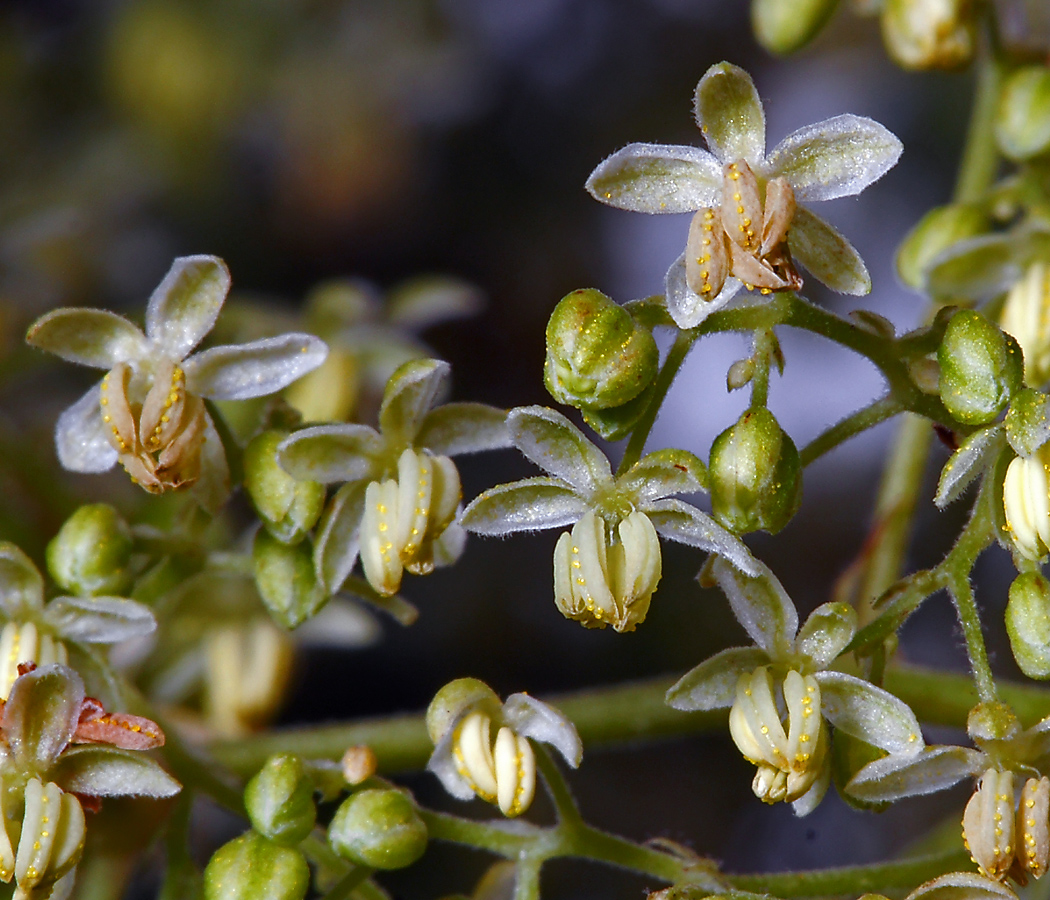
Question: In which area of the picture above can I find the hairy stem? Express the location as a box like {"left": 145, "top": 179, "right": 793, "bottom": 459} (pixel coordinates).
{"left": 800, "top": 396, "right": 903, "bottom": 467}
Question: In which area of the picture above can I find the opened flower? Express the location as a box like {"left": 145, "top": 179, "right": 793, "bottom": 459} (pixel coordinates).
{"left": 666, "top": 557, "right": 923, "bottom": 814}
{"left": 461, "top": 405, "right": 757, "bottom": 632}
{"left": 586, "top": 62, "right": 902, "bottom": 328}
{"left": 26, "top": 255, "right": 328, "bottom": 510}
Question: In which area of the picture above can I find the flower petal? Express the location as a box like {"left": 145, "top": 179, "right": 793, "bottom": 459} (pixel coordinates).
{"left": 378, "top": 358, "right": 452, "bottom": 447}
{"left": 44, "top": 596, "right": 156, "bottom": 644}
{"left": 791, "top": 758, "right": 831, "bottom": 817}
{"left": 617, "top": 448, "right": 707, "bottom": 500}
{"left": 51, "top": 745, "right": 181, "bottom": 797}
{"left": 789, "top": 208, "right": 871, "bottom": 295}
{"left": 427, "top": 730, "right": 477, "bottom": 801}
{"left": 26, "top": 309, "right": 147, "bottom": 369}
{"left": 846, "top": 745, "right": 983, "bottom": 803}
{"left": 665, "top": 646, "right": 770, "bottom": 711}
{"left": 314, "top": 481, "right": 368, "bottom": 594}
{"left": 503, "top": 694, "right": 582, "bottom": 767}
{"left": 925, "top": 233, "right": 1022, "bottom": 303}
{"left": 460, "top": 478, "right": 588, "bottom": 536}
{"left": 55, "top": 382, "right": 118, "bottom": 473}
{"left": 183, "top": 334, "right": 328, "bottom": 400}
{"left": 416, "top": 403, "right": 510, "bottom": 456}
{"left": 644, "top": 498, "right": 759, "bottom": 575}
{"left": 190, "top": 411, "right": 231, "bottom": 514}
{"left": 795, "top": 602, "right": 857, "bottom": 670}
{"left": 4, "top": 664, "right": 83, "bottom": 770}
{"left": 145, "top": 255, "right": 230, "bottom": 359}
{"left": 694, "top": 62, "right": 766, "bottom": 166}
{"left": 585, "top": 143, "right": 722, "bottom": 213}
{"left": 935, "top": 425, "right": 1004, "bottom": 509}
{"left": 277, "top": 425, "right": 384, "bottom": 484}
{"left": 814, "top": 671, "right": 923, "bottom": 754}
{"left": 905, "top": 872, "right": 1019, "bottom": 900}
{"left": 0, "top": 543, "right": 45, "bottom": 616}
{"left": 665, "top": 253, "right": 742, "bottom": 329}
{"left": 764, "top": 114, "right": 902, "bottom": 202}
{"left": 507, "top": 406, "right": 612, "bottom": 494}
{"left": 701, "top": 556, "right": 797, "bottom": 657}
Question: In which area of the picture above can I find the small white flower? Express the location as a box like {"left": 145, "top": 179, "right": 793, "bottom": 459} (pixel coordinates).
{"left": 452, "top": 711, "right": 537, "bottom": 818}
{"left": 1002, "top": 443, "right": 1050, "bottom": 561}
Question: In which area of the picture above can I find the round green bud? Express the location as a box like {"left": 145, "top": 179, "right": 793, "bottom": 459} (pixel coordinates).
{"left": 708, "top": 408, "right": 802, "bottom": 535}
{"left": 938, "top": 310, "right": 1023, "bottom": 425}
{"left": 244, "top": 754, "right": 317, "bottom": 847}
{"left": 751, "top": 0, "right": 839, "bottom": 55}
{"left": 1006, "top": 572, "right": 1050, "bottom": 680}
{"left": 46, "top": 503, "right": 134, "bottom": 596}
{"left": 996, "top": 66, "right": 1050, "bottom": 162}
{"left": 244, "top": 431, "right": 326, "bottom": 545}
{"left": 203, "top": 832, "right": 310, "bottom": 900}
{"left": 252, "top": 530, "right": 327, "bottom": 629}
{"left": 328, "top": 789, "right": 428, "bottom": 871}
{"left": 895, "top": 203, "right": 988, "bottom": 290}
{"left": 425, "top": 678, "right": 501, "bottom": 745}
{"left": 544, "top": 289, "right": 658, "bottom": 410}
{"left": 880, "top": 0, "right": 974, "bottom": 70}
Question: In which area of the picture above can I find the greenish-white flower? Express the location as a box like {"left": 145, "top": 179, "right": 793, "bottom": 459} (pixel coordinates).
{"left": 667, "top": 557, "right": 924, "bottom": 815}
{"left": 26, "top": 255, "right": 328, "bottom": 510}
{"left": 586, "top": 62, "right": 902, "bottom": 329}
{"left": 1001, "top": 262, "right": 1050, "bottom": 387}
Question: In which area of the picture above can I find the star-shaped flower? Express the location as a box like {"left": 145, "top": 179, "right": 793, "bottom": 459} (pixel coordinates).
{"left": 666, "top": 557, "right": 924, "bottom": 815}
{"left": 26, "top": 256, "right": 328, "bottom": 510}
{"left": 586, "top": 62, "right": 902, "bottom": 329}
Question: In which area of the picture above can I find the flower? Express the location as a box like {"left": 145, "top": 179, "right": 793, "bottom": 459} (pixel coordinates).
{"left": 460, "top": 405, "right": 758, "bottom": 632}
{"left": 276, "top": 358, "right": 510, "bottom": 597}
{"left": 425, "top": 679, "right": 581, "bottom": 818}
{"left": 1002, "top": 442, "right": 1050, "bottom": 561}
{"left": 26, "top": 255, "right": 328, "bottom": 510}
{"left": 586, "top": 62, "right": 902, "bottom": 329}
{"left": 1001, "top": 262, "right": 1050, "bottom": 388}
{"left": 666, "top": 557, "right": 924, "bottom": 815}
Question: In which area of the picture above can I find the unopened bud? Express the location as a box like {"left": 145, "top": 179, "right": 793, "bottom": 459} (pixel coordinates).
{"left": 46, "top": 503, "right": 133, "bottom": 596}
{"left": 245, "top": 431, "right": 325, "bottom": 545}
{"left": 203, "top": 832, "right": 310, "bottom": 900}
{"left": 938, "top": 310, "right": 1023, "bottom": 425}
{"left": 709, "top": 408, "right": 802, "bottom": 535}
{"left": 341, "top": 745, "right": 378, "bottom": 785}
{"left": 253, "top": 530, "right": 327, "bottom": 629}
{"left": 881, "top": 0, "right": 975, "bottom": 70}
{"left": 996, "top": 66, "right": 1050, "bottom": 162}
{"left": 544, "top": 289, "right": 658, "bottom": 410}
{"left": 1006, "top": 572, "right": 1050, "bottom": 679}
{"left": 896, "top": 203, "right": 988, "bottom": 290}
{"left": 751, "top": 0, "right": 839, "bottom": 54}
{"left": 328, "top": 789, "right": 428, "bottom": 870}
{"left": 244, "top": 755, "right": 317, "bottom": 847}
{"left": 425, "top": 678, "right": 501, "bottom": 746}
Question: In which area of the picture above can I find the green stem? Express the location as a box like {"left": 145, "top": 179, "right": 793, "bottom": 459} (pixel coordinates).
{"left": 618, "top": 330, "right": 697, "bottom": 475}
{"left": 948, "top": 573, "right": 998, "bottom": 703}
{"left": 954, "top": 32, "right": 1004, "bottom": 205}
{"left": 800, "top": 396, "right": 903, "bottom": 467}
{"left": 535, "top": 746, "right": 582, "bottom": 826}
{"left": 748, "top": 329, "right": 775, "bottom": 410}
{"left": 566, "top": 824, "right": 694, "bottom": 885}
{"left": 513, "top": 856, "right": 543, "bottom": 900}
{"left": 320, "top": 867, "right": 374, "bottom": 900}
{"left": 420, "top": 809, "right": 538, "bottom": 857}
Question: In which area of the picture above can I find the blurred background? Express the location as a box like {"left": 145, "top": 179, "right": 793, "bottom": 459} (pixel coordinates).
{"left": 0, "top": 1, "right": 1035, "bottom": 897}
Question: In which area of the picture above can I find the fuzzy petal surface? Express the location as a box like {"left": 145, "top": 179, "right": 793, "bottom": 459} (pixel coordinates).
{"left": 4, "top": 664, "right": 83, "bottom": 770}
{"left": 503, "top": 693, "right": 582, "bottom": 767}
{"left": 379, "top": 358, "right": 452, "bottom": 445}
{"left": 905, "top": 872, "right": 1018, "bottom": 900}
{"left": 617, "top": 448, "right": 707, "bottom": 500}
{"left": 26, "top": 309, "right": 147, "bottom": 369}
{"left": 665, "top": 646, "right": 770, "bottom": 711}
{"left": 51, "top": 745, "right": 181, "bottom": 797}
{"left": 0, "top": 543, "right": 45, "bottom": 615}
{"left": 416, "top": 403, "right": 510, "bottom": 456}
{"left": 789, "top": 208, "right": 871, "bottom": 295}
{"left": 814, "top": 671, "right": 923, "bottom": 754}
{"left": 585, "top": 143, "right": 722, "bottom": 213}
{"left": 145, "top": 255, "right": 230, "bottom": 359}
{"left": 55, "top": 382, "right": 118, "bottom": 473}
{"left": 645, "top": 499, "right": 759, "bottom": 576}
{"left": 705, "top": 557, "right": 797, "bottom": 657}
{"left": 460, "top": 478, "right": 589, "bottom": 535}
{"left": 694, "top": 62, "right": 766, "bottom": 165}
{"left": 184, "top": 334, "right": 328, "bottom": 400}
{"left": 507, "top": 406, "right": 612, "bottom": 494}
{"left": 795, "top": 602, "right": 857, "bottom": 671}
{"left": 44, "top": 596, "right": 157, "bottom": 643}
{"left": 277, "top": 425, "right": 384, "bottom": 484}
{"left": 665, "top": 253, "right": 743, "bottom": 329}
{"left": 846, "top": 745, "right": 982, "bottom": 803}
{"left": 314, "top": 481, "right": 368, "bottom": 594}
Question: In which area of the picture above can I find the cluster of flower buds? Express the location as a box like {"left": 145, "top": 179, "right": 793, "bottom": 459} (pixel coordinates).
{"left": 963, "top": 769, "right": 1050, "bottom": 884}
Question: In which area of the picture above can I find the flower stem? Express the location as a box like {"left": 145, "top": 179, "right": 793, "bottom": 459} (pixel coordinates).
{"left": 954, "top": 30, "right": 1004, "bottom": 205}
{"left": 319, "top": 866, "right": 374, "bottom": 900}
{"left": 535, "top": 745, "right": 582, "bottom": 827}
{"left": 800, "top": 396, "right": 903, "bottom": 467}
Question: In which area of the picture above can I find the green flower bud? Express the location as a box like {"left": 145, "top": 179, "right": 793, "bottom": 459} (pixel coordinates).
{"left": 709, "top": 408, "right": 802, "bottom": 535}
{"left": 244, "top": 431, "right": 326, "bottom": 545}
{"left": 1006, "top": 572, "right": 1050, "bottom": 679}
{"left": 967, "top": 701, "right": 1021, "bottom": 743}
{"left": 1005, "top": 388, "right": 1050, "bottom": 458}
{"left": 252, "top": 530, "right": 327, "bottom": 629}
{"left": 46, "top": 503, "right": 134, "bottom": 596}
{"left": 203, "top": 832, "right": 310, "bottom": 900}
{"left": 880, "top": 0, "right": 975, "bottom": 70}
{"left": 895, "top": 203, "right": 988, "bottom": 290}
{"left": 938, "top": 310, "right": 1023, "bottom": 425}
{"left": 426, "top": 678, "right": 501, "bottom": 745}
{"left": 751, "top": 0, "right": 839, "bottom": 54}
{"left": 996, "top": 66, "right": 1050, "bottom": 162}
{"left": 328, "top": 789, "right": 428, "bottom": 871}
{"left": 244, "top": 755, "right": 317, "bottom": 847}
{"left": 544, "top": 289, "right": 658, "bottom": 410}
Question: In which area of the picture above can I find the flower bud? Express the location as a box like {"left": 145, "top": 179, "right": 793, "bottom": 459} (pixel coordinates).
{"left": 750, "top": 0, "right": 839, "bottom": 54}
{"left": 1003, "top": 444, "right": 1050, "bottom": 561}
{"left": 244, "top": 431, "right": 325, "bottom": 545}
{"left": 45, "top": 503, "right": 134, "bottom": 596}
{"left": 359, "top": 448, "right": 461, "bottom": 597}
{"left": 544, "top": 289, "right": 658, "bottom": 410}
{"left": 1005, "top": 388, "right": 1050, "bottom": 458}
{"left": 203, "top": 832, "right": 310, "bottom": 900}
{"left": 553, "top": 509, "right": 662, "bottom": 632}
{"left": 895, "top": 203, "right": 988, "bottom": 290}
{"left": 426, "top": 678, "right": 502, "bottom": 746}
{"left": 1002, "top": 264, "right": 1050, "bottom": 387}
{"left": 341, "top": 745, "right": 377, "bottom": 785}
{"left": 284, "top": 346, "right": 360, "bottom": 424}
{"left": 244, "top": 755, "right": 317, "bottom": 847}
{"left": 996, "top": 66, "right": 1050, "bottom": 162}
{"left": 1006, "top": 572, "right": 1050, "bottom": 679}
{"left": 0, "top": 622, "right": 67, "bottom": 701}
{"left": 253, "top": 530, "right": 328, "bottom": 629}
{"left": 450, "top": 712, "right": 537, "bottom": 817}
{"left": 328, "top": 789, "right": 428, "bottom": 870}
{"left": 963, "top": 769, "right": 1016, "bottom": 880}
{"left": 938, "top": 310, "right": 1023, "bottom": 425}
{"left": 880, "top": 0, "right": 975, "bottom": 70}
{"left": 709, "top": 408, "right": 802, "bottom": 535}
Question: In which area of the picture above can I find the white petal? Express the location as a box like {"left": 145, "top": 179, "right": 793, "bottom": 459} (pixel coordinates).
{"left": 26, "top": 309, "right": 147, "bottom": 369}
{"left": 503, "top": 693, "right": 582, "bottom": 768}
{"left": 705, "top": 556, "right": 798, "bottom": 658}
{"left": 145, "top": 255, "right": 230, "bottom": 359}
{"left": 183, "top": 334, "right": 328, "bottom": 400}
{"left": 55, "top": 382, "right": 118, "bottom": 473}
{"left": 665, "top": 645, "right": 770, "bottom": 711}
{"left": 665, "top": 253, "right": 742, "bottom": 330}
{"left": 459, "top": 478, "right": 589, "bottom": 535}
{"left": 507, "top": 406, "right": 612, "bottom": 495}
{"left": 789, "top": 207, "right": 871, "bottom": 295}
{"left": 814, "top": 671, "right": 924, "bottom": 754}
{"left": 693, "top": 62, "right": 766, "bottom": 165}
{"left": 585, "top": 143, "right": 722, "bottom": 213}
{"left": 764, "top": 114, "right": 903, "bottom": 202}
{"left": 846, "top": 745, "right": 983, "bottom": 803}
{"left": 189, "top": 410, "right": 231, "bottom": 513}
